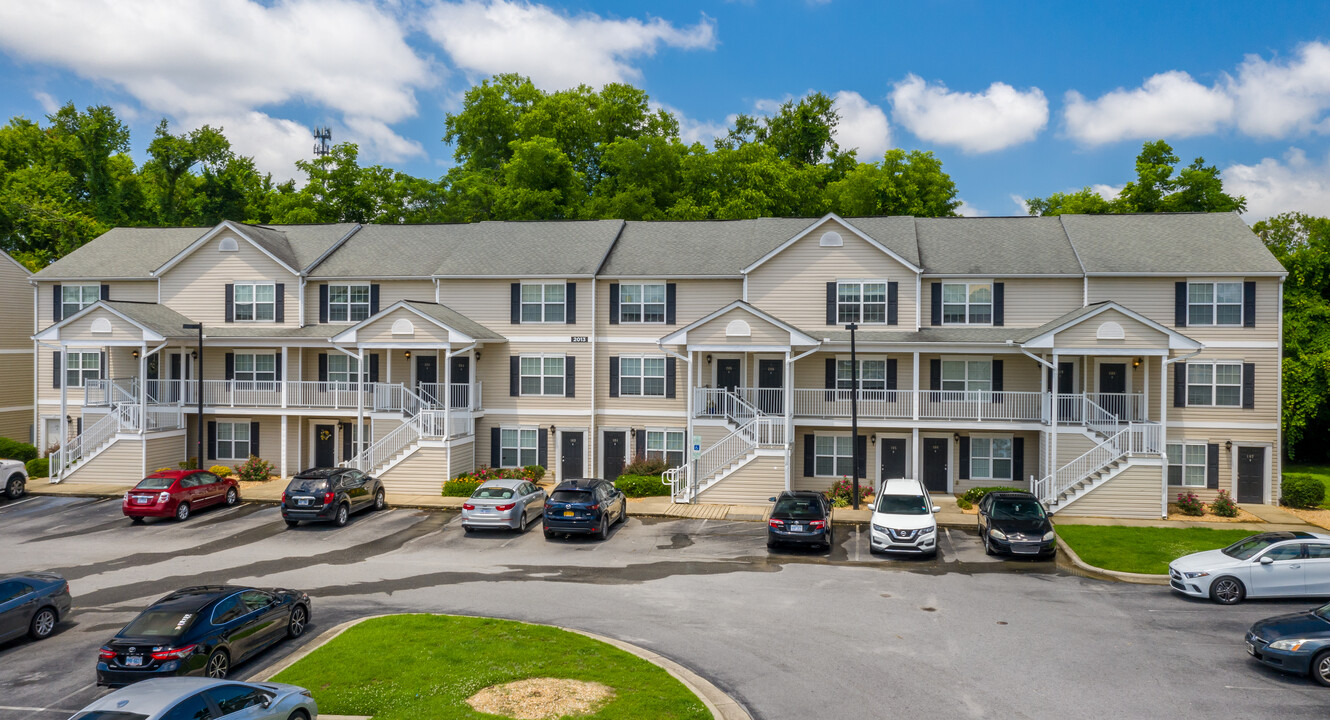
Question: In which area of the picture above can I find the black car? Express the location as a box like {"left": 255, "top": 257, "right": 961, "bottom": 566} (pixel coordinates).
{"left": 543, "top": 479, "right": 626, "bottom": 539}
{"left": 978, "top": 491, "right": 1057, "bottom": 558}
{"left": 280, "top": 467, "right": 385, "bottom": 527}
{"left": 97, "top": 585, "right": 310, "bottom": 687}
{"left": 1246, "top": 601, "right": 1330, "bottom": 687}
{"left": 0, "top": 572, "right": 71, "bottom": 644}
{"left": 767, "top": 491, "right": 833, "bottom": 550}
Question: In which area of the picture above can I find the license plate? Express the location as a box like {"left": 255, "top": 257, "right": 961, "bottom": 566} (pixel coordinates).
{"left": 135, "top": 497, "right": 150, "bottom": 504}
{"left": 790, "top": 524, "right": 804, "bottom": 532}
{"left": 297, "top": 498, "right": 310, "bottom": 506}
{"left": 563, "top": 511, "right": 574, "bottom": 517}
{"left": 476, "top": 508, "right": 491, "bottom": 513}
{"left": 1246, "top": 642, "right": 1255, "bottom": 656}
{"left": 125, "top": 656, "right": 143, "bottom": 667}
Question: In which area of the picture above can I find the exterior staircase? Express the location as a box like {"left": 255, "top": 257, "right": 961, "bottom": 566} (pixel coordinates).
{"left": 663, "top": 390, "right": 788, "bottom": 503}
{"left": 1036, "top": 396, "right": 1164, "bottom": 513}
{"left": 53, "top": 403, "right": 138, "bottom": 481}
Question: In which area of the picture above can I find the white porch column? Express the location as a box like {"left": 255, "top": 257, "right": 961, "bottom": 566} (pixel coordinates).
{"left": 356, "top": 348, "right": 365, "bottom": 458}
{"left": 911, "top": 427, "right": 920, "bottom": 484}
{"left": 1160, "top": 353, "right": 1170, "bottom": 517}
{"left": 1143, "top": 355, "right": 1151, "bottom": 421}
{"left": 280, "top": 414, "right": 288, "bottom": 479}
{"left": 1050, "top": 352, "right": 1059, "bottom": 498}
{"left": 139, "top": 343, "right": 147, "bottom": 436}
{"left": 911, "top": 351, "right": 920, "bottom": 421}
{"left": 58, "top": 342, "right": 67, "bottom": 481}
{"left": 443, "top": 346, "right": 452, "bottom": 441}
{"left": 280, "top": 346, "right": 289, "bottom": 409}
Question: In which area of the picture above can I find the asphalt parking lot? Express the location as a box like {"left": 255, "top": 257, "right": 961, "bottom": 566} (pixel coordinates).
{"left": 0, "top": 493, "right": 1326, "bottom": 719}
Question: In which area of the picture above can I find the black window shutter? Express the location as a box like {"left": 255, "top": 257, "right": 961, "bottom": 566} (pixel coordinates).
{"left": 318, "top": 353, "right": 328, "bottom": 382}
{"left": 993, "top": 282, "right": 1005, "bottom": 326}
{"left": 959, "top": 436, "right": 971, "bottom": 480}
{"left": 886, "top": 359, "right": 897, "bottom": 390}
{"left": 52, "top": 351, "right": 60, "bottom": 388}
{"left": 929, "top": 359, "right": 941, "bottom": 391}
{"left": 368, "top": 354, "right": 379, "bottom": 383}
{"left": 100, "top": 351, "right": 107, "bottom": 379}
{"left": 250, "top": 421, "right": 260, "bottom": 459}
{"left": 274, "top": 283, "right": 285, "bottom": 322}
{"left": 887, "top": 282, "right": 898, "bottom": 325}
{"left": 855, "top": 435, "right": 867, "bottom": 479}
{"left": 1168, "top": 463, "right": 1182, "bottom": 485}
{"left": 803, "top": 434, "right": 815, "bottom": 476}
{"left": 100, "top": 284, "right": 109, "bottom": 300}
{"left": 509, "top": 356, "right": 520, "bottom": 396}
{"left": 1173, "top": 362, "right": 1186, "bottom": 407}
{"left": 609, "top": 357, "right": 619, "bottom": 397}
{"left": 565, "top": 282, "right": 576, "bottom": 324}
{"left": 636, "top": 428, "right": 646, "bottom": 459}
{"left": 319, "top": 284, "right": 329, "bottom": 323}
{"left": 76, "top": 417, "right": 81, "bottom": 435}
{"left": 1242, "top": 362, "right": 1255, "bottom": 409}
{"left": 207, "top": 421, "right": 217, "bottom": 461}
{"left": 1175, "top": 282, "right": 1187, "bottom": 327}
{"left": 341, "top": 422, "right": 352, "bottom": 460}
{"left": 224, "top": 284, "right": 234, "bottom": 323}
{"left": 665, "top": 356, "right": 676, "bottom": 399}
{"left": 666, "top": 283, "right": 677, "bottom": 324}
{"left": 274, "top": 350, "right": 283, "bottom": 381}
{"left": 564, "top": 356, "right": 575, "bottom": 398}
{"left": 1013, "top": 437, "right": 1025, "bottom": 484}
{"left": 931, "top": 283, "right": 942, "bottom": 326}
{"left": 1243, "top": 281, "right": 1256, "bottom": 328}
{"left": 538, "top": 428, "right": 548, "bottom": 469}
{"left": 1206, "top": 443, "right": 1219, "bottom": 489}
{"left": 369, "top": 284, "right": 380, "bottom": 316}
{"left": 825, "top": 358, "right": 836, "bottom": 389}
{"left": 510, "top": 283, "right": 521, "bottom": 324}
{"left": 52, "top": 285, "right": 62, "bottom": 322}
{"left": 224, "top": 353, "right": 234, "bottom": 380}
{"left": 826, "top": 282, "right": 837, "bottom": 325}
{"left": 490, "top": 427, "right": 500, "bottom": 467}
{"left": 609, "top": 283, "right": 620, "bottom": 324}
{"left": 992, "top": 359, "right": 1003, "bottom": 392}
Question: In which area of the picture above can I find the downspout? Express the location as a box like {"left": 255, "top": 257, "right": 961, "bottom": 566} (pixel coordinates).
{"left": 31, "top": 280, "right": 38, "bottom": 447}
{"left": 1277, "top": 278, "right": 1284, "bottom": 503}
{"left": 589, "top": 277, "right": 597, "bottom": 477}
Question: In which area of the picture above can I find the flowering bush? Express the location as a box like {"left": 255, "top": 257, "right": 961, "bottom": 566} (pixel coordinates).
{"left": 1210, "top": 490, "right": 1239, "bottom": 517}
{"left": 1175, "top": 491, "right": 1205, "bottom": 516}
{"left": 826, "top": 476, "right": 872, "bottom": 506}
{"left": 444, "top": 465, "right": 547, "bottom": 496}
{"left": 235, "top": 456, "right": 275, "bottom": 483}
{"left": 209, "top": 465, "right": 234, "bottom": 478}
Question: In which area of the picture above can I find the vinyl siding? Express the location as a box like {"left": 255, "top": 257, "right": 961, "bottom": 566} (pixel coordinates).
{"left": 792, "top": 430, "right": 875, "bottom": 493}
{"left": 1053, "top": 308, "right": 1169, "bottom": 347}
{"left": 475, "top": 417, "right": 592, "bottom": 474}
{"left": 953, "top": 430, "right": 1039, "bottom": 494}
{"left": 594, "top": 278, "right": 743, "bottom": 337}
{"left": 158, "top": 230, "right": 297, "bottom": 327}
{"left": 697, "top": 452, "right": 785, "bottom": 504}
{"left": 484, "top": 342, "right": 592, "bottom": 412}
{"left": 144, "top": 432, "right": 187, "bottom": 473}
{"left": 1086, "top": 277, "right": 1280, "bottom": 343}
{"left": 355, "top": 306, "right": 452, "bottom": 345}
{"left": 920, "top": 354, "right": 1042, "bottom": 393}
{"left": 0, "top": 409, "right": 31, "bottom": 442}
{"left": 61, "top": 437, "right": 142, "bottom": 485}
{"left": 1170, "top": 347, "right": 1279, "bottom": 424}
{"left": 687, "top": 307, "right": 791, "bottom": 345}
{"left": 1164, "top": 431, "right": 1279, "bottom": 504}
{"left": 1056, "top": 461, "right": 1164, "bottom": 519}
{"left": 303, "top": 279, "right": 435, "bottom": 326}
{"left": 451, "top": 438, "right": 475, "bottom": 477}
{"left": 438, "top": 278, "right": 593, "bottom": 338}
{"left": 997, "top": 277, "right": 1082, "bottom": 327}
{"left": 35, "top": 280, "right": 157, "bottom": 332}
{"left": 378, "top": 444, "right": 447, "bottom": 494}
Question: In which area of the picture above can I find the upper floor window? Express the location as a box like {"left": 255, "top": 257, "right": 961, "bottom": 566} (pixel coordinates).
{"left": 941, "top": 359, "right": 991, "bottom": 393}
{"left": 837, "top": 359, "right": 886, "bottom": 390}
{"left": 65, "top": 351, "right": 100, "bottom": 388}
{"left": 521, "top": 283, "right": 565, "bottom": 323}
{"left": 520, "top": 355, "right": 565, "bottom": 396}
{"left": 1187, "top": 362, "right": 1241, "bottom": 407}
{"left": 942, "top": 283, "right": 992, "bottom": 324}
{"left": 328, "top": 284, "right": 371, "bottom": 323}
{"left": 619, "top": 356, "right": 666, "bottom": 396}
{"left": 838, "top": 281, "right": 888, "bottom": 324}
{"left": 234, "top": 283, "right": 276, "bottom": 322}
{"left": 62, "top": 285, "right": 99, "bottom": 319}
{"left": 327, "top": 355, "right": 365, "bottom": 385}
{"left": 499, "top": 427, "right": 539, "bottom": 468}
{"left": 234, "top": 353, "right": 276, "bottom": 383}
{"left": 619, "top": 283, "right": 665, "bottom": 323}
{"left": 1188, "top": 282, "right": 1242, "bottom": 326}
{"left": 1167, "top": 443, "right": 1207, "bottom": 487}
{"left": 970, "top": 436, "right": 1013, "bottom": 480}
{"left": 645, "top": 429, "right": 685, "bottom": 468}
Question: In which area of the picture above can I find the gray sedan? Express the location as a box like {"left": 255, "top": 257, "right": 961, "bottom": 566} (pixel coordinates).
{"left": 0, "top": 572, "right": 71, "bottom": 643}
{"left": 461, "top": 479, "right": 546, "bottom": 532}
{"left": 69, "top": 677, "right": 317, "bottom": 719}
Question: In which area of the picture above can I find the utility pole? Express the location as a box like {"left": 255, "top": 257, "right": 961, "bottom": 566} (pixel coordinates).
{"left": 846, "top": 321, "right": 860, "bottom": 510}
{"left": 182, "top": 323, "right": 203, "bottom": 464}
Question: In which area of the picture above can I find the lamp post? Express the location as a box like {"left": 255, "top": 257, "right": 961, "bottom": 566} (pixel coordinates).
{"left": 182, "top": 323, "right": 203, "bottom": 464}
{"left": 846, "top": 321, "right": 860, "bottom": 510}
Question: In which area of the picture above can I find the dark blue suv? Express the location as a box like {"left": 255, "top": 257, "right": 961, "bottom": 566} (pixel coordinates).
{"left": 543, "top": 479, "right": 626, "bottom": 540}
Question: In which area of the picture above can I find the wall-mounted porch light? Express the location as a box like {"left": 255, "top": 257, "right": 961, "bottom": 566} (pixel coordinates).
{"left": 706, "top": 354, "right": 712, "bottom": 364}
{"left": 404, "top": 350, "right": 411, "bottom": 358}
{"left": 131, "top": 350, "right": 139, "bottom": 359}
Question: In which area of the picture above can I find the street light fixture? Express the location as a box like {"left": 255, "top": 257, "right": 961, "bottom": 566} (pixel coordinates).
{"left": 846, "top": 321, "right": 860, "bottom": 510}
{"left": 182, "top": 323, "right": 203, "bottom": 464}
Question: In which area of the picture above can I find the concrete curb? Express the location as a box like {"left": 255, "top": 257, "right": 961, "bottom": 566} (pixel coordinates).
{"left": 1055, "top": 537, "right": 1169, "bottom": 585}
{"left": 260, "top": 614, "right": 753, "bottom": 720}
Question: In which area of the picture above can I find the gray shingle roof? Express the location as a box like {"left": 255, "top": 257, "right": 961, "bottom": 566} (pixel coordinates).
{"left": 100, "top": 301, "right": 198, "bottom": 338}
{"left": 402, "top": 301, "right": 505, "bottom": 341}
{"left": 203, "top": 325, "right": 342, "bottom": 339}
{"left": 240, "top": 223, "right": 359, "bottom": 271}
{"left": 916, "top": 216, "right": 1082, "bottom": 275}
{"left": 33, "top": 227, "right": 210, "bottom": 279}
{"left": 1061, "top": 213, "right": 1287, "bottom": 274}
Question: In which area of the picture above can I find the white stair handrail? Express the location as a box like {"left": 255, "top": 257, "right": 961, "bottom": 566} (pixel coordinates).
{"left": 1035, "top": 423, "right": 1163, "bottom": 506}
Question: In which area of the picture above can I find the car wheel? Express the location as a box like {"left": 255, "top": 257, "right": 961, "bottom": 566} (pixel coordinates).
{"left": 1312, "top": 650, "right": 1330, "bottom": 688}
{"left": 28, "top": 607, "right": 56, "bottom": 640}
{"left": 596, "top": 515, "right": 609, "bottom": 540}
{"left": 224, "top": 487, "right": 238, "bottom": 506}
{"left": 174, "top": 502, "right": 190, "bottom": 522}
{"left": 334, "top": 504, "right": 349, "bottom": 527}
{"left": 287, "top": 712, "right": 310, "bottom": 720}
{"left": 462, "top": 525, "right": 473, "bottom": 534}
{"left": 824, "top": 530, "right": 834, "bottom": 551}
{"left": 284, "top": 520, "right": 299, "bottom": 528}
{"left": 983, "top": 534, "right": 995, "bottom": 556}
{"left": 1209, "top": 576, "right": 1246, "bottom": 605}
{"left": 130, "top": 516, "right": 144, "bottom": 525}
{"left": 287, "top": 605, "right": 308, "bottom": 638}
{"left": 544, "top": 528, "right": 555, "bottom": 539}
{"left": 205, "top": 649, "right": 230, "bottom": 679}
{"left": 4, "top": 473, "right": 24, "bottom": 499}
{"left": 373, "top": 489, "right": 386, "bottom": 511}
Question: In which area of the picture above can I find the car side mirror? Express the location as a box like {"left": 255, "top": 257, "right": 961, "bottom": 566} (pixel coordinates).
{"left": 1259, "top": 556, "right": 1274, "bottom": 565}
{"left": 260, "top": 696, "right": 272, "bottom": 709}
{"left": 932, "top": 506, "right": 942, "bottom": 514}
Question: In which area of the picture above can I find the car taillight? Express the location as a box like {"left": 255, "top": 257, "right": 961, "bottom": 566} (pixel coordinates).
{"left": 124, "top": 491, "right": 131, "bottom": 502}
{"left": 158, "top": 491, "right": 170, "bottom": 503}
{"left": 323, "top": 491, "right": 335, "bottom": 504}
{"left": 462, "top": 503, "right": 475, "bottom": 510}
{"left": 495, "top": 503, "right": 515, "bottom": 511}
{"left": 768, "top": 519, "right": 784, "bottom": 528}
{"left": 150, "top": 644, "right": 197, "bottom": 660}
{"left": 98, "top": 647, "right": 116, "bottom": 660}
{"left": 589, "top": 504, "right": 599, "bottom": 511}
{"left": 810, "top": 520, "right": 827, "bottom": 529}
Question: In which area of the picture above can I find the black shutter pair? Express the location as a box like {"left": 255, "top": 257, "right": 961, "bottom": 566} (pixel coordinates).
{"left": 317, "top": 283, "right": 378, "bottom": 323}
{"left": 958, "top": 434, "right": 1030, "bottom": 483}
{"left": 224, "top": 283, "right": 284, "bottom": 322}
{"left": 1175, "top": 281, "right": 1258, "bottom": 327}
{"left": 538, "top": 428, "right": 548, "bottom": 469}
{"left": 51, "top": 284, "right": 109, "bottom": 322}
{"left": 511, "top": 282, "right": 578, "bottom": 324}
{"left": 929, "top": 282, "right": 1004, "bottom": 325}
{"left": 608, "top": 357, "right": 620, "bottom": 397}
{"left": 826, "top": 282, "right": 901, "bottom": 326}
{"left": 509, "top": 356, "right": 574, "bottom": 397}
{"left": 636, "top": 428, "right": 646, "bottom": 460}
{"left": 1173, "top": 362, "right": 1257, "bottom": 409}
{"left": 607, "top": 283, "right": 673, "bottom": 324}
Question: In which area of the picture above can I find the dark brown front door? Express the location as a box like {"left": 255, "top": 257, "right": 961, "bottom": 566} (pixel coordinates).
{"left": 923, "top": 438, "right": 948, "bottom": 493}
{"left": 880, "top": 438, "right": 907, "bottom": 480}
{"left": 716, "top": 360, "right": 740, "bottom": 392}
{"left": 604, "top": 431, "right": 626, "bottom": 480}
{"left": 758, "top": 359, "right": 783, "bottom": 414}
{"left": 1237, "top": 446, "right": 1265, "bottom": 503}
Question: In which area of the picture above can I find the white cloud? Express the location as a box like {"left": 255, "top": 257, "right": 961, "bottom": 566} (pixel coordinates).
{"left": 956, "top": 199, "right": 981, "bottom": 217}
{"left": 1224, "top": 148, "right": 1330, "bottom": 220}
{"left": 1228, "top": 42, "right": 1330, "bottom": 138}
{"left": 657, "top": 103, "right": 731, "bottom": 146}
{"left": 831, "top": 90, "right": 891, "bottom": 160}
{"left": 889, "top": 74, "right": 1048, "bottom": 153}
{"left": 1063, "top": 71, "right": 1233, "bottom": 145}
{"left": 32, "top": 91, "right": 58, "bottom": 115}
{"left": 1091, "top": 183, "right": 1123, "bottom": 202}
{"left": 1009, "top": 194, "right": 1029, "bottom": 215}
{"left": 423, "top": 1, "right": 716, "bottom": 90}
{"left": 182, "top": 112, "right": 312, "bottom": 184}
{"left": 0, "top": 0, "right": 433, "bottom": 177}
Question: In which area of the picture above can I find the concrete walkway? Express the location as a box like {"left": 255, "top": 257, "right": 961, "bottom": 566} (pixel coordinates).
{"left": 1050, "top": 502, "right": 1313, "bottom": 532}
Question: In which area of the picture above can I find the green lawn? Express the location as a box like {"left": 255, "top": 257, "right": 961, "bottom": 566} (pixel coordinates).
{"left": 1283, "top": 463, "right": 1330, "bottom": 509}
{"left": 1056, "top": 525, "right": 1259, "bottom": 575}
{"left": 271, "top": 614, "right": 710, "bottom": 720}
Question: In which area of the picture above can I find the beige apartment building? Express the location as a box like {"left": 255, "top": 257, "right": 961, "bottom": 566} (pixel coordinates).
{"left": 29, "top": 213, "right": 1284, "bottom": 518}
{"left": 0, "top": 251, "right": 33, "bottom": 443}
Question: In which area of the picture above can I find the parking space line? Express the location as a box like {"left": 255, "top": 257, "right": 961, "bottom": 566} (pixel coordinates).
{"left": 0, "top": 497, "right": 37, "bottom": 511}
{"left": 0, "top": 707, "right": 76, "bottom": 714}
{"left": 11, "top": 682, "right": 95, "bottom": 719}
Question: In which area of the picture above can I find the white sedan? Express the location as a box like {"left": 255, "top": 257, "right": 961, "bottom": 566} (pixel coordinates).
{"left": 1168, "top": 531, "right": 1330, "bottom": 604}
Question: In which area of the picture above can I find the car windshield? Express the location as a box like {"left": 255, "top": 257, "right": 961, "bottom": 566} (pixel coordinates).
{"left": 287, "top": 477, "right": 329, "bottom": 493}
{"left": 473, "top": 486, "right": 515, "bottom": 500}
{"left": 773, "top": 497, "right": 823, "bottom": 519}
{"left": 71, "top": 713, "right": 149, "bottom": 720}
{"left": 990, "top": 499, "right": 1046, "bottom": 520}
{"left": 876, "top": 494, "right": 928, "bottom": 515}
{"left": 135, "top": 477, "right": 175, "bottom": 490}
{"left": 1315, "top": 603, "right": 1330, "bottom": 621}
{"left": 1221, "top": 535, "right": 1282, "bottom": 560}
{"left": 119, "top": 610, "right": 197, "bottom": 638}
{"left": 550, "top": 490, "right": 592, "bottom": 504}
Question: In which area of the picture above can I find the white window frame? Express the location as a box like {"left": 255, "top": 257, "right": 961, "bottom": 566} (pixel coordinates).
{"left": 326, "top": 355, "right": 365, "bottom": 385}
{"left": 940, "top": 356, "right": 992, "bottom": 395}
{"left": 1167, "top": 442, "right": 1208, "bottom": 487}
{"left": 813, "top": 435, "right": 854, "bottom": 477}
{"left": 64, "top": 350, "right": 100, "bottom": 388}
{"left": 61, "top": 285, "right": 100, "bottom": 319}
{"left": 234, "top": 283, "right": 276, "bottom": 322}
{"left": 327, "top": 283, "right": 371, "bottom": 323}
{"left": 519, "top": 354, "right": 565, "bottom": 396}
{"left": 619, "top": 355, "right": 666, "bottom": 397}
{"left": 520, "top": 282, "right": 566, "bottom": 323}
{"left": 941, "top": 282, "right": 993, "bottom": 325}
{"left": 216, "top": 420, "right": 251, "bottom": 461}
{"left": 836, "top": 357, "right": 887, "bottom": 391}
{"left": 233, "top": 353, "right": 277, "bottom": 383}
{"left": 1186, "top": 361, "right": 1242, "bottom": 407}
{"left": 619, "top": 283, "right": 666, "bottom": 324}
{"left": 1187, "top": 281, "right": 1243, "bottom": 326}
{"left": 837, "top": 280, "right": 889, "bottom": 324}
{"left": 645, "top": 429, "right": 685, "bottom": 469}
{"left": 970, "top": 435, "right": 1013, "bottom": 481}
{"left": 499, "top": 426, "right": 539, "bottom": 468}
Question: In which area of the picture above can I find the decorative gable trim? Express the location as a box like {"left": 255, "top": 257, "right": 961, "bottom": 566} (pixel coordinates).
{"left": 659, "top": 300, "right": 820, "bottom": 347}
{"left": 1020, "top": 302, "right": 1202, "bottom": 351}
{"left": 330, "top": 300, "right": 484, "bottom": 345}
{"left": 33, "top": 301, "right": 170, "bottom": 343}
{"left": 741, "top": 213, "right": 922, "bottom": 275}
{"left": 151, "top": 221, "right": 300, "bottom": 277}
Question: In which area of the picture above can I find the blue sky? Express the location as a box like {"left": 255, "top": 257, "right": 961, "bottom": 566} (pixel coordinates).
{"left": 1, "top": 1, "right": 1329, "bottom": 220}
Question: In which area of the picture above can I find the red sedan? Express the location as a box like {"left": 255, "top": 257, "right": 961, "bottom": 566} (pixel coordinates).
{"left": 123, "top": 470, "right": 240, "bottom": 522}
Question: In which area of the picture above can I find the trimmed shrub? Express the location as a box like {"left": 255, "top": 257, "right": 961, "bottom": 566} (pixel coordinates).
{"left": 623, "top": 457, "right": 669, "bottom": 476}
{"left": 234, "top": 456, "right": 274, "bottom": 483}
{"left": 518, "top": 465, "right": 546, "bottom": 482}
{"left": 209, "top": 465, "right": 234, "bottom": 478}
{"left": 1210, "top": 489, "right": 1239, "bottom": 517}
{"left": 0, "top": 438, "right": 38, "bottom": 463}
{"left": 616, "top": 474, "right": 670, "bottom": 498}
{"left": 1175, "top": 491, "right": 1205, "bottom": 516}
{"left": 956, "top": 497, "right": 973, "bottom": 510}
{"left": 960, "top": 486, "right": 1022, "bottom": 504}
{"left": 25, "top": 458, "right": 48, "bottom": 478}
{"left": 442, "top": 479, "right": 483, "bottom": 497}
{"left": 454, "top": 465, "right": 548, "bottom": 484}
{"left": 178, "top": 457, "right": 198, "bottom": 471}
{"left": 1280, "top": 473, "right": 1326, "bottom": 509}
{"left": 154, "top": 467, "right": 174, "bottom": 474}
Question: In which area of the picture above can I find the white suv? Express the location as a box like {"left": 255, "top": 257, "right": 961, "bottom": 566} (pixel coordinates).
{"left": 1, "top": 459, "right": 26, "bottom": 499}
{"left": 869, "top": 478, "right": 941, "bottom": 557}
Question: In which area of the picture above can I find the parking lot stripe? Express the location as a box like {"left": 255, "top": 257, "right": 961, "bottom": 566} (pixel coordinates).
{"left": 0, "top": 707, "right": 76, "bottom": 714}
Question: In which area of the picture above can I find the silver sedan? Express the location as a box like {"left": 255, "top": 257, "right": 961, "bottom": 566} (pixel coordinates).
{"left": 461, "top": 479, "right": 546, "bottom": 532}
{"left": 68, "top": 677, "right": 317, "bottom": 719}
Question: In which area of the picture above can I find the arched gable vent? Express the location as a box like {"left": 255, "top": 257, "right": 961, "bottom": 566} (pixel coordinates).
{"left": 1096, "top": 321, "right": 1125, "bottom": 340}
{"left": 819, "top": 231, "right": 843, "bottom": 247}
{"left": 90, "top": 318, "right": 113, "bottom": 334}
{"left": 725, "top": 319, "right": 752, "bottom": 337}
{"left": 218, "top": 236, "right": 239, "bottom": 252}
{"left": 391, "top": 319, "right": 415, "bottom": 336}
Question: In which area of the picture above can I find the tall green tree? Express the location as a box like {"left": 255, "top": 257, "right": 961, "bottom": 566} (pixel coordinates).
{"left": 824, "top": 149, "right": 960, "bottom": 217}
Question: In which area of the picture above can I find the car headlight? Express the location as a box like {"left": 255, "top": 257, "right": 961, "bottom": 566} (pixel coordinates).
{"left": 1269, "top": 639, "right": 1312, "bottom": 652}
{"left": 989, "top": 528, "right": 1007, "bottom": 540}
{"left": 1042, "top": 531, "right": 1056, "bottom": 542}
{"left": 918, "top": 526, "right": 935, "bottom": 535}
{"left": 1183, "top": 571, "right": 1209, "bottom": 579}
{"left": 871, "top": 524, "right": 888, "bottom": 534}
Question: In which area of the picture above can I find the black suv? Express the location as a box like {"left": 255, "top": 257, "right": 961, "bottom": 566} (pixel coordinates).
{"left": 977, "top": 491, "right": 1056, "bottom": 558}
{"left": 543, "top": 479, "right": 626, "bottom": 540}
{"left": 767, "top": 491, "right": 834, "bottom": 550}
{"left": 281, "top": 467, "right": 385, "bottom": 527}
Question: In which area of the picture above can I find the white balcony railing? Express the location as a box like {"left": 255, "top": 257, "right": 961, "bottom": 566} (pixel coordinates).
{"left": 129, "top": 379, "right": 483, "bottom": 414}
{"left": 1055, "top": 393, "right": 1147, "bottom": 424}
